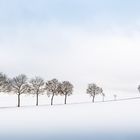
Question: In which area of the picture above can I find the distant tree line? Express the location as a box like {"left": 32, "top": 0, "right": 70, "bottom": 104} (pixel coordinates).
{"left": 0, "top": 72, "right": 107, "bottom": 107}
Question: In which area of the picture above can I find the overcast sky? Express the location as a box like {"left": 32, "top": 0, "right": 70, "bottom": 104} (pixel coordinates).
{"left": 0, "top": 0, "right": 140, "bottom": 95}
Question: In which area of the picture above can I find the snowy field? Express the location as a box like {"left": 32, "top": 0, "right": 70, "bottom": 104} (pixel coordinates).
{"left": 0, "top": 93, "right": 140, "bottom": 140}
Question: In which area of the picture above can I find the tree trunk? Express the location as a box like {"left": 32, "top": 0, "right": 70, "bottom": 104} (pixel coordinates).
{"left": 18, "top": 94, "right": 20, "bottom": 107}
{"left": 36, "top": 93, "right": 39, "bottom": 106}
{"left": 51, "top": 94, "right": 54, "bottom": 105}
{"left": 102, "top": 96, "right": 104, "bottom": 102}
{"left": 64, "top": 94, "right": 67, "bottom": 104}
{"left": 92, "top": 96, "right": 95, "bottom": 103}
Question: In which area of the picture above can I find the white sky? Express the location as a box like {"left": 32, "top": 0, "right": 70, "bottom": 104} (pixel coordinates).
{"left": 0, "top": 0, "right": 140, "bottom": 95}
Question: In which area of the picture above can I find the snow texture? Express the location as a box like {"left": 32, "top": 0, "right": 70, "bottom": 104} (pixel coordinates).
{"left": 0, "top": 94, "right": 140, "bottom": 140}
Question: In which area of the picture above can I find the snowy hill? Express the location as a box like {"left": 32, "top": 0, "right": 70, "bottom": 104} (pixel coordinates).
{"left": 0, "top": 97, "right": 140, "bottom": 140}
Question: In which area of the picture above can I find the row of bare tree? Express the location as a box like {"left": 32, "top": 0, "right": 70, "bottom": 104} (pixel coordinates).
{"left": 0, "top": 73, "right": 74, "bottom": 107}
{"left": 0, "top": 72, "right": 104, "bottom": 107}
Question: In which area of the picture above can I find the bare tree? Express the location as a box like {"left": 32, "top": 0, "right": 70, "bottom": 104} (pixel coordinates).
{"left": 10, "top": 74, "right": 29, "bottom": 107}
{"left": 87, "top": 83, "right": 103, "bottom": 103}
{"left": 102, "top": 93, "right": 105, "bottom": 102}
{"left": 58, "top": 81, "right": 73, "bottom": 104}
{"left": 138, "top": 85, "right": 140, "bottom": 94}
{"left": 0, "top": 73, "right": 10, "bottom": 93}
{"left": 28, "top": 77, "right": 45, "bottom": 106}
{"left": 114, "top": 94, "right": 117, "bottom": 101}
{"left": 45, "top": 79, "right": 59, "bottom": 105}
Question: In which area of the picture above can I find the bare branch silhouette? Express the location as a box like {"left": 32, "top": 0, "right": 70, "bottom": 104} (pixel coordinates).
{"left": 28, "top": 77, "right": 45, "bottom": 106}
{"left": 45, "top": 79, "right": 59, "bottom": 105}
{"left": 10, "top": 74, "right": 29, "bottom": 107}
{"left": 87, "top": 83, "right": 103, "bottom": 103}
{"left": 58, "top": 81, "right": 73, "bottom": 104}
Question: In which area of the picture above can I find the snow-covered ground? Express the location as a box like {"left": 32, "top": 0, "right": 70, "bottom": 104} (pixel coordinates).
{"left": 0, "top": 93, "right": 140, "bottom": 140}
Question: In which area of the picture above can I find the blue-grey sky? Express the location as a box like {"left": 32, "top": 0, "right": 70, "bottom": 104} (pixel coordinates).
{"left": 0, "top": 0, "right": 140, "bottom": 95}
